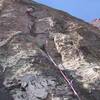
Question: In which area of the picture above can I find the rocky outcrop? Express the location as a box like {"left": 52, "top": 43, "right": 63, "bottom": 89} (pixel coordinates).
{"left": 91, "top": 18, "right": 100, "bottom": 29}
{"left": 0, "top": 0, "right": 100, "bottom": 100}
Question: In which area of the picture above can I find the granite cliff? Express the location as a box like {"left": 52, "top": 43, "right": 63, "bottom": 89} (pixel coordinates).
{"left": 91, "top": 18, "right": 100, "bottom": 29}
{"left": 0, "top": 0, "right": 100, "bottom": 100}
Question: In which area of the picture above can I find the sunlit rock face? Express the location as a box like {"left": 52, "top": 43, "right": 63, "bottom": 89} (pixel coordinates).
{"left": 91, "top": 18, "right": 100, "bottom": 29}
{"left": 0, "top": 0, "right": 100, "bottom": 100}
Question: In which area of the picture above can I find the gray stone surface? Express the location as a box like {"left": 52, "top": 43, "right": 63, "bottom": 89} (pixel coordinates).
{"left": 0, "top": 0, "right": 100, "bottom": 100}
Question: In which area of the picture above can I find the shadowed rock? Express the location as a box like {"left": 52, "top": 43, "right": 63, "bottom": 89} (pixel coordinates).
{"left": 0, "top": 0, "right": 100, "bottom": 100}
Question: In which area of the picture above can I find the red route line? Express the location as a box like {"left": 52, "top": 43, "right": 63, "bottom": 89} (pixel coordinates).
{"left": 46, "top": 52, "right": 81, "bottom": 100}
{"left": 26, "top": 9, "right": 81, "bottom": 99}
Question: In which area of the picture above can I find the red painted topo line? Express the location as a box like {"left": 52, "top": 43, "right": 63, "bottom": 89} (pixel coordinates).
{"left": 46, "top": 52, "right": 81, "bottom": 100}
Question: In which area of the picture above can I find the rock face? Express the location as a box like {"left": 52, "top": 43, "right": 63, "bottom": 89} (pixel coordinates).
{"left": 0, "top": 0, "right": 100, "bottom": 100}
{"left": 91, "top": 18, "right": 100, "bottom": 29}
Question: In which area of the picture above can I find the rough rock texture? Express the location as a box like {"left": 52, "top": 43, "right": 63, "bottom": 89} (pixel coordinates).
{"left": 0, "top": 0, "right": 100, "bottom": 100}
{"left": 91, "top": 19, "right": 100, "bottom": 29}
